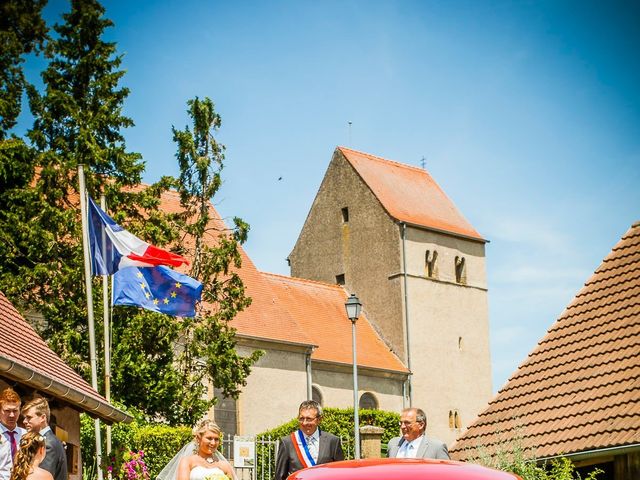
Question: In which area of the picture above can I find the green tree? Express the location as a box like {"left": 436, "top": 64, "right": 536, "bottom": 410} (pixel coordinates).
{"left": 0, "top": 0, "right": 47, "bottom": 293}
{"left": 0, "top": 0, "right": 47, "bottom": 138}
{"left": 165, "top": 96, "right": 261, "bottom": 424}
{"left": 1, "top": 0, "right": 259, "bottom": 425}
{"left": 14, "top": 0, "right": 150, "bottom": 377}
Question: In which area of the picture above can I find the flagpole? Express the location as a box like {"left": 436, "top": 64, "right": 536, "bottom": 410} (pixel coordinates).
{"left": 100, "top": 195, "right": 112, "bottom": 458}
{"left": 78, "top": 165, "right": 104, "bottom": 480}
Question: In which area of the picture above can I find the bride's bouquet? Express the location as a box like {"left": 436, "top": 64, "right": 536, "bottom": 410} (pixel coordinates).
{"left": 203, "top": 473, "right": 229, "bottom": 480}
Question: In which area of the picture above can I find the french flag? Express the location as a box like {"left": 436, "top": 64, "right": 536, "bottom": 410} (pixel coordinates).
{"left": 88, "top": 196, "right": 188, "bottom": 276}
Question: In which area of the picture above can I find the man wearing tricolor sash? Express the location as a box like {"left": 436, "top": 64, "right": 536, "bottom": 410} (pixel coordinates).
{"left": 275, "top": 400, "right": 344, "bottom": 480}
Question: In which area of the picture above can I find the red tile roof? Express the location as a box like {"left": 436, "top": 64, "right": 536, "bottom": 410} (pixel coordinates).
{"left": 156, "top": 190, "right": 313, "bottom": 346}
{"left": 158, "top": 190, "right": 404, "bottom": 371}
{"left": 0, "top": 292, "right": 131, "bottom": 423}
{"left": 337, "top": 147, "right": 484, "bottom": 241}
{"left": 450, "top": 221, "right": 640, "bottom": 460}
{"left": 262, "top": 273, "right": 408, "bottom": 373}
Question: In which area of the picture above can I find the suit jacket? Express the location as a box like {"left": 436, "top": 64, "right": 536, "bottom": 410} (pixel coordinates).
{"left": 275, "top": 429, "right": 344, "bottom": 480}
{"left": 40, "top": 429, "right": 68, "bottom": 480}
{"left": 387, "top": 435, "right": 449, "bottom": 460}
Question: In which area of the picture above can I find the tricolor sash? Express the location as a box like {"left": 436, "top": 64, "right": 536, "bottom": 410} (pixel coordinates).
{"left": 291, "top": 430, "right": 316, "bottom": 468}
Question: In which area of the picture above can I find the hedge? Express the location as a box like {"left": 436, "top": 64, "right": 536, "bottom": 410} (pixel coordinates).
{"left": 81, "top": 407, "right": 400, "bottom": 480}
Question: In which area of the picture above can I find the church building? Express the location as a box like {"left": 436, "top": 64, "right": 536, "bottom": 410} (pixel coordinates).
{"left": 288, "top": 147, "right": 493, "bottom": 445}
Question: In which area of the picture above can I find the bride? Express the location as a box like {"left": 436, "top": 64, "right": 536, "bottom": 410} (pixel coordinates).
{"left": 157, "top": 420, "right": 236, "bottom": 480}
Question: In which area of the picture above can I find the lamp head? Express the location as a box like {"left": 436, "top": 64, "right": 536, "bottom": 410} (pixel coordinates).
{"left": 345, "top": 294, "right": 362, "bottom": 322}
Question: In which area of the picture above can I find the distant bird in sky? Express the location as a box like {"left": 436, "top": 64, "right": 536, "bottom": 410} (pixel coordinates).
{"left": 278, "top": 176, "right": 283, "bottom": 181}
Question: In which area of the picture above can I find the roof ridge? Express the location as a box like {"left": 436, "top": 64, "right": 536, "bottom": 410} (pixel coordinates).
{"left": 261, "top": 271, "right": 346, "bottom": 291}
{"left": 337, "top": 146, "right": 428, "bottom": 175}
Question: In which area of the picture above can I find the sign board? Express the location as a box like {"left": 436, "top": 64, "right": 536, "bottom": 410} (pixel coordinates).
{"left": 233, "top": 436, "right": 255, "bottom": 468}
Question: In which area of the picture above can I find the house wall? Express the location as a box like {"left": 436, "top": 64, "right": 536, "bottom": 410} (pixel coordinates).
{"left": 54, "top": 406, "right": 81, "bottom": 480}
{"left": 232, "top": 344, "right": 309, "bottom": 435}
{"left": 289, "top": 150, "right": 406, "bottom": 360}
{"left": 311, "top": 367, "right": 405, "bottom": 414}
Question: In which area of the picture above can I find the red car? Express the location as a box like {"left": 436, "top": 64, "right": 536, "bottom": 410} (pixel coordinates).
{"left": 287, "top": 458, "right": 522, "bottom": 480}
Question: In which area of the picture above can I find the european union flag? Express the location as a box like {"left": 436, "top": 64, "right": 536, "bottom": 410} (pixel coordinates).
{"left": 113, "top": 266, "right": 203, "bottom": 317}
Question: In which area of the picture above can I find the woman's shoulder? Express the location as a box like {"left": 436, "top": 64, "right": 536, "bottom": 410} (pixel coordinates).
{"left": 178, "top": 454, "right": 199, "bottom": 467}
{"left": 28, "top": 467, "right": 53, "bottom": 480}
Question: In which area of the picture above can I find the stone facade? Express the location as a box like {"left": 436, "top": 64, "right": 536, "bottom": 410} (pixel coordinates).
{"left": 290, "top": 150, "right": 406, "bottom": 360}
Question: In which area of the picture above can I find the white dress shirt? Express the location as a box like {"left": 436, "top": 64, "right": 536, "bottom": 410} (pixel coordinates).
{"left": 396, "top": 435, "right": 424, "bottom": 458}
{"left": 0, "top": 436, "right": 11, "bottom": 480}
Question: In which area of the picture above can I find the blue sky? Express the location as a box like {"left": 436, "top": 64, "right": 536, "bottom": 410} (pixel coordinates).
{"left": 26, "top": 0, "right": 640, "bottom": 392}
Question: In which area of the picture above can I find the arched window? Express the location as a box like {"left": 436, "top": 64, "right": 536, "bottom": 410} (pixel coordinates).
{"left": 425, "top": 250, "right": 438, "bottom": 278}
{"left": 312, "top": 385, "right": 323, "bottom": 406}
{"left": 449, "top": 409, "right": 461, "bottom": 429}
{"left": 359, "top": 392, "right": 378, "bottom": 410}
{"left": 214, "top": 388, "right": 237, "bottom": 437}
{"left": 455, "top": 256, "right": 466, "bottom": 284}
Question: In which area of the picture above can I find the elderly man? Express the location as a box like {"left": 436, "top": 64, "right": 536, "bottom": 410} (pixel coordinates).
{"left": 275, "top": 400, "right": 344, "bottom": 480}
{"left": 387, "top": 407, "right": 449, "bottom": 460}
{"left": 22, "top": 397, "right": 67, "bottom": 480}
{"left": 0, "top": 387, "right": 27, "bottom": 480}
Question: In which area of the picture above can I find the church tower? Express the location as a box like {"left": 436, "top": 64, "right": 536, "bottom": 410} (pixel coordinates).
{"left": 288, "top": 147, "right": 492, "bottom": 445}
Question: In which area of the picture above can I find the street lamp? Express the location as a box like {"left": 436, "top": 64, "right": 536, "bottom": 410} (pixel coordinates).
{"left": 345, "top": 293, "right": 362, "bottom": 459}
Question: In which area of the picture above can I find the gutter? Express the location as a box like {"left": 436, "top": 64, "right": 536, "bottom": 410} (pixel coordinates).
{"left": 0, "top": 356, "right": 132, "bottom": 424}
{"left": 536, "top": 443, "right": 640, "bottom": 464}
{"left": 400, "top": 222, "right": 412, "bottom": 406}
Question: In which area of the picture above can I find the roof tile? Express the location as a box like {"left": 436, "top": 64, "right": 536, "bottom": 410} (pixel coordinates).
{"left": 450, "top": 221, "right": 640, "bottom": 460}
{"left": 338, "top": 147, "right": 484, "bottom": 241}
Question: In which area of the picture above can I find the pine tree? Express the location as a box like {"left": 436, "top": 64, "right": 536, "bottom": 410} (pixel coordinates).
{"left": 0, "top": 0, "right": 47, "bottom": 138}
{"left": 1, "top": 1, "right": 259, "bottom": 423}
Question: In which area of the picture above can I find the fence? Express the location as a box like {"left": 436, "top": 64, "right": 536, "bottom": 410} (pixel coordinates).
{"left": 219, "top": 434, "right": 352, "bottom": 480}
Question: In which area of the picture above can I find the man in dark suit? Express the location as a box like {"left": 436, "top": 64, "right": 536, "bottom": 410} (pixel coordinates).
{"left": 22, "top": 397, "right": 67, "bottom": 480}
{"left": 387, "top": 407, "right": 449, "bottom": 460}
{"left": 275, "top": 400, "right": 344, "bottom": 480}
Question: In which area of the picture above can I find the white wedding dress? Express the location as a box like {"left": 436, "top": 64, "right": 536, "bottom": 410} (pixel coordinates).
{"left": 189, "top": 465, "right": 227, "bottom": 480}
{"left": 156, "top": 441, "right": 236, "bottom": 480}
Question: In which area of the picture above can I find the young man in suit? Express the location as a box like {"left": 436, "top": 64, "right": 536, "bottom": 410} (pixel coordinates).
{"left": 275, "top": 400, "right": 344, "bottom": 480}
{"left": 387, "top": 407, "right": 449, "bottom": 460}
{"left": 0, "top": 387, "right": 27, "bottom": 480}
{"left": 22, "top": 397, "right": 68, "bottom": 480}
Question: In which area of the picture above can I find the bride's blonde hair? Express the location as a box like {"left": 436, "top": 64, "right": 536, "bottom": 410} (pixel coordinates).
{"left": 192, "top": 419, "right": 222, "bottom": 442}
{"left": 10, "top": 432, "right": 46, "bottom": 480}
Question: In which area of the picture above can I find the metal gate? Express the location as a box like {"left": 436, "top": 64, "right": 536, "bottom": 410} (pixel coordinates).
{"left": 219, "top": 434, "right": 351, "bottom": 480}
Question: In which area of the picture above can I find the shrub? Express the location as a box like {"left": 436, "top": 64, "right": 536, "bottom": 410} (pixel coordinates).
{"left": 81, "top": 413, "right": 191, "bottom": 480}
{"left": 254, "top": 407, "right": 400, "bottom": 479}
{"left": 466, "top": 430, "right": 603, "bottom": 480}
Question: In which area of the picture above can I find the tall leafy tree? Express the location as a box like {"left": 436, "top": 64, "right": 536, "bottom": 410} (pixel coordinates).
{"left": 14, "top": 0, "right": 151, "bottom": 376}
{"left": 1, "top": 0, "right": 259, "bottom": 424}
{"left": 111, "top": 97, "right": 262, "bottom": 425}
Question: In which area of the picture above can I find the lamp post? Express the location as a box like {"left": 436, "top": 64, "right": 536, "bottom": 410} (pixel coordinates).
{"left": 345, "top": 293, "right": 362, "bottom": 459}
